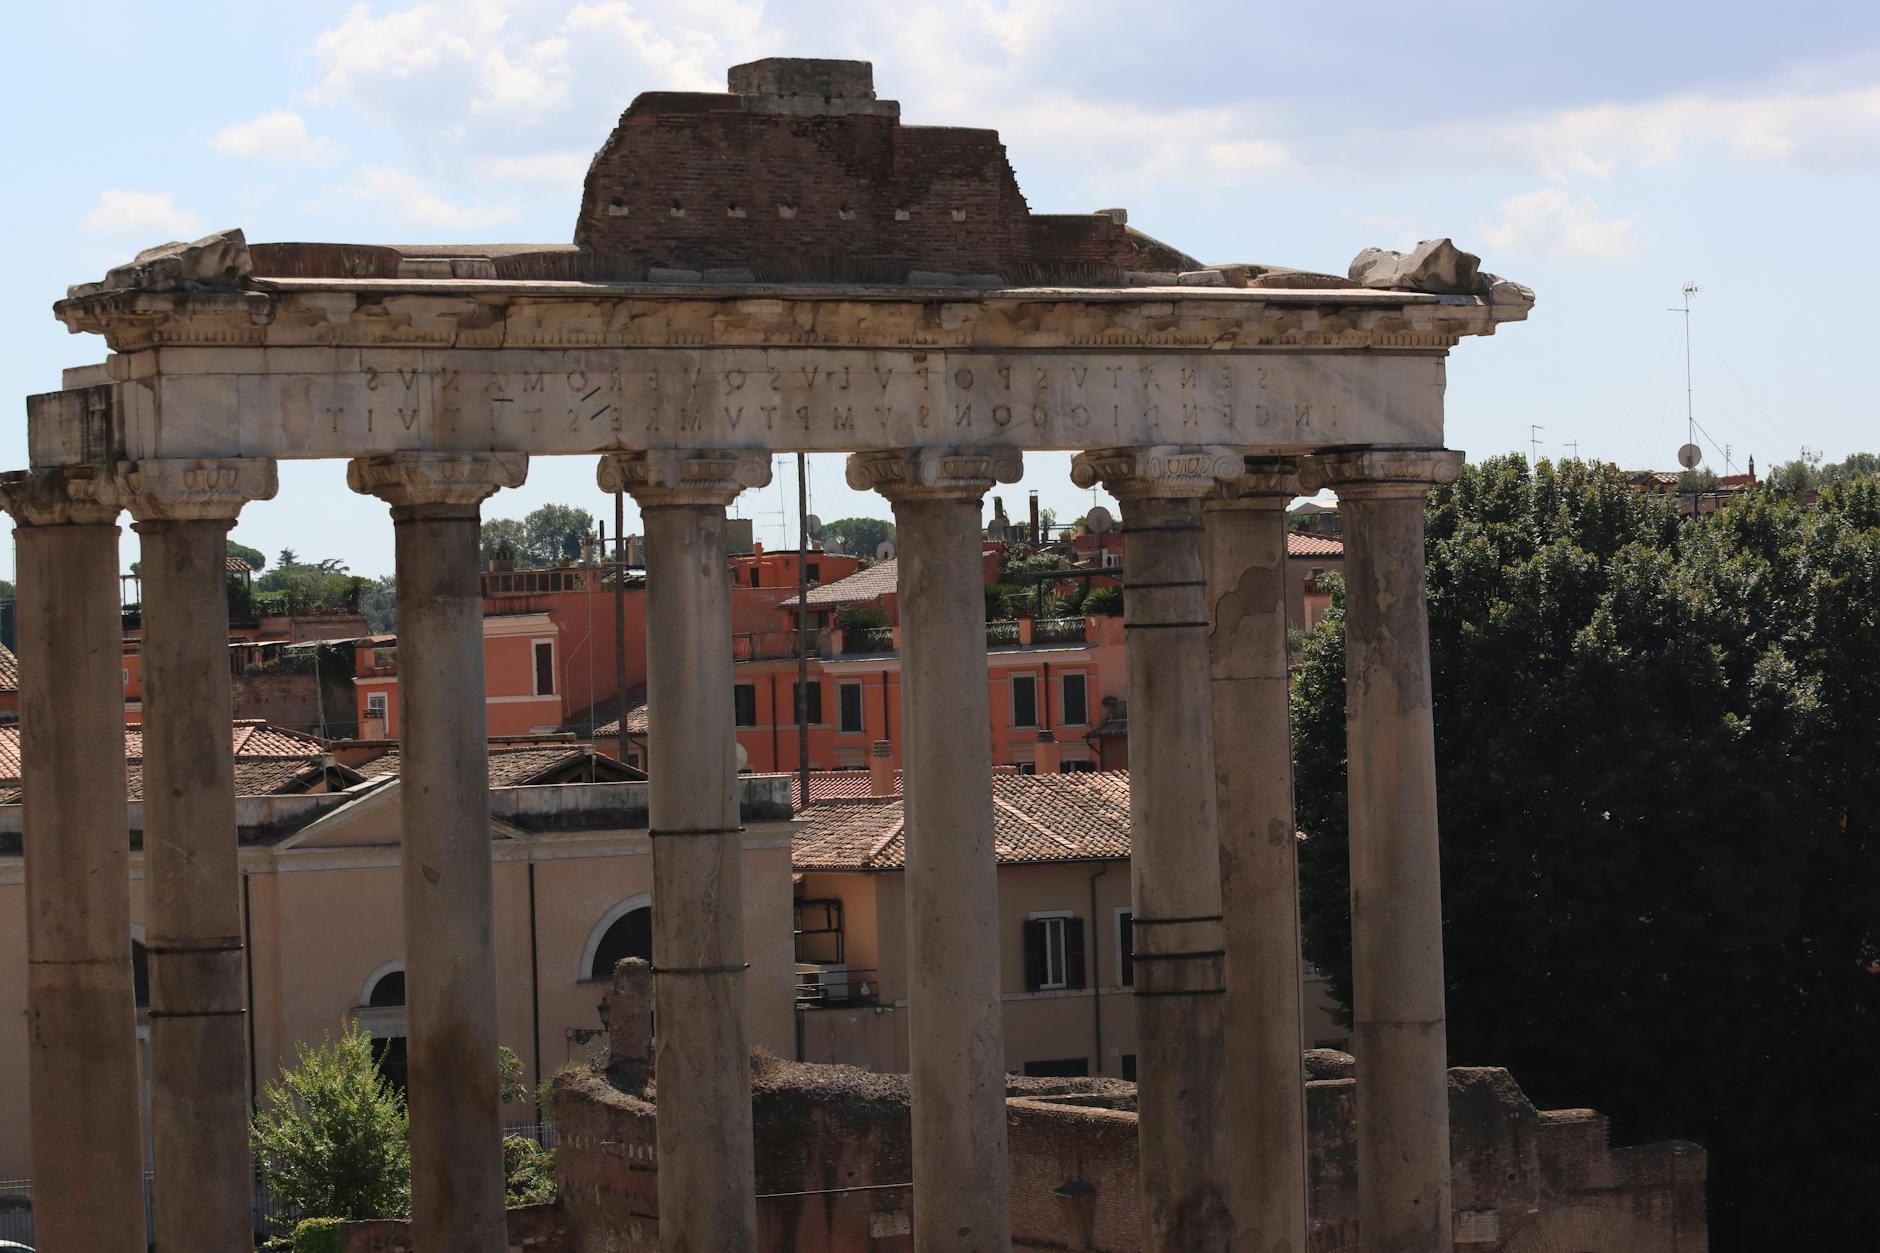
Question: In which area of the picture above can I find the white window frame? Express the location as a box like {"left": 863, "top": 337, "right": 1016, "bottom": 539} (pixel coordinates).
{"left": 1030, "top": 909, "right": 1072, "bottom": 991}
{"left": 1010, "top": 673, "right": 1039, "bottom": 729}
{"left": 1060, "top": 671, "right": 1090, "bottom": 727}
{"left": 365, "top": 692, "right": 389, "bottom": 722}
{"left": 531, "top": 637, "right": 557, "bottom": 697}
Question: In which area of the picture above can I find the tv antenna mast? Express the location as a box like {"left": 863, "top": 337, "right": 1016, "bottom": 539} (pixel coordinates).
{"left": 1529, "top": 424, "right": 1544, "bottom": 463}
{"left": 1670, "top": 283, "right": 1702, "bottom": 471}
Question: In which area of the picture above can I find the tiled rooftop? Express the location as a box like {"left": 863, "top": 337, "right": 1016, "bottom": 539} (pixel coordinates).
{"left": 793, "top": 771, "right": 1132, "bottom": 871}
{"left": 355, "top": 744, "right": 643, "bottom": 787}
{"left": 775, "top": 558, "right": 898, "bottom": 608}
{"left": 789, "top": 769, "right": 901, "bottom": 809}
{"left": 0, "top": 719, "right": 329, "bottom": 781}
{"left": 0, "top": 643, "right": 16, "bottom": 694}
{"left": 1287, "top": 533, "right": 1344, "bottom": 558}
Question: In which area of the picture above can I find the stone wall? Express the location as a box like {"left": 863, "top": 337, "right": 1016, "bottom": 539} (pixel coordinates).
{"left": 572, "top": 59, "right": 1197, "bottom": 282}
{"left": 333, "top": 1203, "right": 568, "bottom": 1252}
{"left": 551, "top": 1048, "right": 1705, "bottom": 1252}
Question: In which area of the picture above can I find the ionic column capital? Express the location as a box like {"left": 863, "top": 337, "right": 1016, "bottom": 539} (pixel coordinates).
{"left": 1297, "top": 448, "right": 1463, "bottom": 500}
{"left": 1207, "top": 456, "right": 1303, "bottom": 511}
{"left": 1070, "top": 445, "right": 1243, "bottom": 500}
{"left": 844, "top": 447, "right": 1021, "bottom": 502}
{"left": 118, "top": 458, "right": 277, "bottom": 524}
{"left": 598, "top": 449, "right": 772, "bottom": 508}
{"left": 347, "top": 451, "right": 528, "bottom": 513}
{"left": 0, "top": 467, "right": 121, "bottom": 526}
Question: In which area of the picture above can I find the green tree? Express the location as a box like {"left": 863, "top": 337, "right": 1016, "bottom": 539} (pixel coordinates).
{"left": 1291, "top": 456, "right": 1880, "bottom": 1250}
{"left": 359, "top": 575, "right": 397, "bottom": 634}
{"left": 228, "top": 539, "right": 267, "bottom": 571}
{"left": 480, "top": 516, "right": 528, "bottom": 567}
{"left": 524, "top": 503, "right": 594, "bottom": 565}
{"left": 252, "top": 1024, "right": 410, "bottom": 1223}
{"left": 822, "top": 516, "right": 895, "bottom": 557}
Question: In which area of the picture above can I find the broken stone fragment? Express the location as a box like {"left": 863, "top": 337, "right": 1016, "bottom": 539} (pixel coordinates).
{"left": 1481, "top": 272, "right": 1537, "bottom": 308}
{"left": 68, "top": 228, "right": 252, "bottom": 298}
{"left": 1124, "top": 270, "right": 1178, "bottom": 287}
{"left": 645, "top": 266, "right": 702, "bottom": 284}
{"left": 1210, "top": 263, "right": 1362, "bottom": 291}
{"left": 1348, "top": 237, "right": 1487, "bottom": 296}
{"left": 1177, "top": 269, "right": 1228, "bottom": 287}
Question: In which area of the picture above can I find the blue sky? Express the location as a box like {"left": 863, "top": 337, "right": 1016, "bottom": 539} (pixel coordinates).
{"left": 6, "top": 1, "right": 1878, "bottom": 578}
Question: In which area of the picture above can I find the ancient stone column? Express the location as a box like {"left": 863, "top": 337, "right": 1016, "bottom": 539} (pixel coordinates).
{"left": 349, "top": 451, "right": 527, "bottom": 1253}
{"left": 1300, "top": 448, "right": 1463, "bottom": 1253}
{"left": 1203, "top": 458, "right": 1310, "bottom": 1251}
{"left": 121, "top": 458, "right": 278, "bottom": 1253}
{"left": 847, "top": 447, "right": 1022, "bottom": 1253}
{"left": 1071, "top": 445, "right": 1241, "bottom": 1252}
{"left": 0, "top": 468, "right": 146, "bottom": 1253}
{"left": 599, "top": 449, "right": 772, "bottom": 1253}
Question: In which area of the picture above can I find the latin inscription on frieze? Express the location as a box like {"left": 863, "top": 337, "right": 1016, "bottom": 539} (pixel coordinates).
{"left": 124, "top": 347, "right": 1445, "bottom": 460}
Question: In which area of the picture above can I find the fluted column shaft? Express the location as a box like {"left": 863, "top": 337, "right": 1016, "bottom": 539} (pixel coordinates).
{"left": 849, "top": 447, "right": 1021, "bottom": 1252}
{"left": 0, "top": 469, "right": 145, "bottom": 1253}
{"left": 350, "top": 451, "right": 527, "bottom": 1253}
{"left": 124, "top": 458, "right": 277, "bottom": 1253}
{"left": 1072, "top": 446, "right": 1240, "bottom": 1252}
{"left": 1304, "top": 448, "right": 1462, "bottom": 1253}
{"left": 1204, "top": 459, "right": 1309, "bottom": 1251}
{"left": 603, "top": 449, "right": 772, "bottom": 1253}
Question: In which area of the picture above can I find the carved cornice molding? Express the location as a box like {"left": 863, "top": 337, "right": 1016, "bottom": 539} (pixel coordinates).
{"left": 844, "top": 447, "right": 1022, "bottom": 502}
{"left": 1297, "top": 448, "right": 1463, "bottom": 500}
{"left": 1208, "top": 455, "right": 1302, "bottom": 509}
{"left": 118, "top": 458, "right": 278, "bottom": 522}
{"left": 598, "top": 449, "right": 773, "bottom": 508}
{"left": 0, "top": 467, "right": 122, "bottom": 527}
{"left": 346, "top": 451, "right": 528, "bottom": 510}
{"left": 1070, "top": 445, "right": 1243, "bottom": 500}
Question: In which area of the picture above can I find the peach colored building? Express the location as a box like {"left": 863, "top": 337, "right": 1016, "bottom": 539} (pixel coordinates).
{"left": 788, "top": 771, "right": 1346, "bottom": 1081}
{"left": 0, "top": 756, "right": 796, "bottom": 1185}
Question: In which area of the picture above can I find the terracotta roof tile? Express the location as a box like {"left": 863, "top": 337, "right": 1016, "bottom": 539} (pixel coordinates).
{"left": 1287, "top": 533, "right": 1344, "bottom": 558}
{"left": 348, "top": 744, "right": 640, "bottom": 787}
{"left": 775, "top": 558, "right": 897, "bottom": 608}
{"left": 0, "top": 643, "right": 17, "bottom": 693}
{"left": 793, "top": 771, "right": 1132, "bottom": 871}
{"left": 0, "top": 720, "right": 329, "bottom": 783}
{"left": 789, "top": 769, "right": 899, "bottom": 808}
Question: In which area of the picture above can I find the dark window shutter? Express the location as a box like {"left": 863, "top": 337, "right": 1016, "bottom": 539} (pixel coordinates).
{"left": 1064, "top": 918, "right": 1087, "bottom": 989}
{"left": 1022, "top": 920, "right": 1045, "bottom": 991}
{"left": 1120, "top": 912, "right": 1134, "bottom": 987}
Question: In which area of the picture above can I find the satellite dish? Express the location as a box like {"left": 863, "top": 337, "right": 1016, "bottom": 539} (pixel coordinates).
{"left": 1677, "top": 443, "right": 1702, "bottom": 470}
{"left": 1086, "top": 506, "right": 1114, "bottom": 534}
{"left": 822, "top": 535, "right": 846, "bottom": 555}
{"left": 805, "top": 514, "right": 823, "bottom": 538}
{"left": 735, "top": 743, "right": 749, "bottom": 771}
{"left": 987, "top": 518, "right": 1008, "bottom": 540}
{"left": 875, "top": 540, "right": 897, "bottom": 559}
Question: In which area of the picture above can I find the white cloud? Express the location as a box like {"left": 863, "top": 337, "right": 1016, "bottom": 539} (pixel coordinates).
{"left": 81, "top": 190, "right": 203, "bottom": 238}
{"left": 1486, "top": 188, "right": 1642, "bottom": 260}
{"left": 211, "top": 111, "right": 343, "bottom": 165}
{"left": 477, "top": 151, "right": 592, "bottom": 185}
{"left": 340, "top": 165, "right": 521, "bottom": 233}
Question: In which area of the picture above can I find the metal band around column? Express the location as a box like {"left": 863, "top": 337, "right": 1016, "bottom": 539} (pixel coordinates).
{"left": 646, "top": 825, "right": 745, "bottom": 839}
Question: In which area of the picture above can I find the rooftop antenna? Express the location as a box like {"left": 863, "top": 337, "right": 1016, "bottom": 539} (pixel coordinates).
{"left": 1565, "top": 439, "right": 1580, "bottom": 461}
{"left": 1529, "top": 424, "right": 1544, "bottom": 463}
{"left": 1671, "top": 282, "right": 1702, "bottom": 466}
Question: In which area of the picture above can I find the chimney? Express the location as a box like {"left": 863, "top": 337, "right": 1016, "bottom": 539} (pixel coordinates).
{"left": 868, "top": 739, "right": 896, "bottom": 796}
{"left": 1034, "top": 729, "right": 1062, "bottom": 775}
{"left": 1029, "top": 490, "right": 1041, "bottom": 544}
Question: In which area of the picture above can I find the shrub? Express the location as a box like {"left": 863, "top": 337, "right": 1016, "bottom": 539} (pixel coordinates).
{"left": 290, "top": 1217, "right": 346, "bottom": 1253}
{"left": 1082, "top": 584, "right": 1123, "bottom": 616}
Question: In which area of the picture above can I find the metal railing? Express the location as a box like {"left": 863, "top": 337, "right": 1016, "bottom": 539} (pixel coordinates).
{"left": 1031, "top": 616, "right": 1087, "bottom": 644}
{"left": 795, "top": 967, "right": 882, "bottom": 1007}
{"left": 842, "top": 626, "right": 896, "bottom": 655}
{"left": 986, "top": 621, "right": 1020, "bottom": 647}
{"left": 732, "top": 630, "right": 824, "bottom": 662}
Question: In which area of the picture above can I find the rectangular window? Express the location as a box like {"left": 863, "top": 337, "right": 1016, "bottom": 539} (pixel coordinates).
{"left": 838, "top": 682, "right": 864, "bottom": 733}
{"left": 1117, "top": 910, "right": 1134, "bottom": 987}
{"left": 366, "top": 693, "right": 388, "bottom": 722}
{"left": 793, "top": 680, "right": 824, "bottom": 725}
{"left": 807, "top": 562, "right": 821, "bottom": 584}
{"left": 733, "top": 683, "right": 758, "bottom": 728}
{"left": 1011, "top": 675, "right": 1038, "bottom": 728}
{"left": 1121, "top": 1053, "right": 1137, "bottom": 1082}
{"left": 1061, "top": 673, "right": 1089, "bottom": 727}
{"left": 1022, "top": 1057, "right": 1090, "bottom": 1078}
{"left": 1022, "top": 913, "right": 1085, "bottom": 992}
{"left": 532, "top": 640, "right": 555, "bottom": 696}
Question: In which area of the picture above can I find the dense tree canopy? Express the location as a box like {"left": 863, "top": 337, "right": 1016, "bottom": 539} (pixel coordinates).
{"left": 480, "top": 503, "right": 596, "bottom": 568}
{"left": 1292, "top": 457, "right": 1880, "bottom": 1250}
{"left": 821, "top": 516, "right": 895, "bottom": 558}
{"left": 227, "top": 539, "right": 266, "bottom": 571}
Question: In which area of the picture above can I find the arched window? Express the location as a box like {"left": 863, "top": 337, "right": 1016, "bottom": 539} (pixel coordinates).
{"left": 358, "top": 962, "right": 408, "bottom": 1092}
{"left": 581, "top": 895, "right": 654, "bottom": 982}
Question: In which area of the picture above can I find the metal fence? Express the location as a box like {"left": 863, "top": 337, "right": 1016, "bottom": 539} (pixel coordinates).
{"left": 0, "top": 1126, "right": 557, "bottom": 1248}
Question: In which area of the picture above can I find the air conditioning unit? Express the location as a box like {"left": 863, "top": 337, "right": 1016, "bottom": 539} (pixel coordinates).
{"left": 798, "top": 963, "right": 850, "bottom": 1001}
